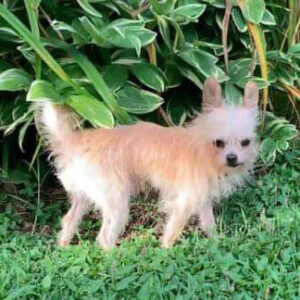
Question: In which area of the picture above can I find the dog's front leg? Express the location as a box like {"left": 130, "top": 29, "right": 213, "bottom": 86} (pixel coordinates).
{"left": 198, "top": 200, "right": 216, "bottom": 238}
{"left": 161, "top": 197, "right": 194, "bottom": 248}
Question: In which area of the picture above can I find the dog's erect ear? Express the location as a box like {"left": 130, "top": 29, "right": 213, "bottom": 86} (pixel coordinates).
{"left": 243, "top": 81, "right": 259, "bottom": 108}
{"left": 202, "top": 77, "right": 223, "bottom": 112}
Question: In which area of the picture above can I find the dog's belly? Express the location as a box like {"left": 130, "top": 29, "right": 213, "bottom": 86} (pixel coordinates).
{"left": 57, "top": 156, "right": 108, "bottom": 204}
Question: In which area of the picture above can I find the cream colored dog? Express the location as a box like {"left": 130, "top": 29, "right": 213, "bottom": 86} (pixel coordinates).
{"left": 39, "top": 77, "right": 259, "bottom": 250}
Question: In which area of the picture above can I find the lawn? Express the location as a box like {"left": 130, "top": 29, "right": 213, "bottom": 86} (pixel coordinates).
{"left": 1, "top": 162, "right": 299, "bottom": 299}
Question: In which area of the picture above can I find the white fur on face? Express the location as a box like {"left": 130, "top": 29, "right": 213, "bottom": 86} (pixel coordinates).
{"left": 201, "top": 104, "right": 258, "bottom": 168}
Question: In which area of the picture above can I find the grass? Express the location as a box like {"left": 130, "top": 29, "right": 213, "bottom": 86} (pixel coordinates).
{"left": 0, "top": 163, "right": 300, "bottom": 299}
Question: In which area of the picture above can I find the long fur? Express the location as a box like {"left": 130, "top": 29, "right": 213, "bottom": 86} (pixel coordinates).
{"left": 39, "top": 78, "right": 259, "bottom": 250}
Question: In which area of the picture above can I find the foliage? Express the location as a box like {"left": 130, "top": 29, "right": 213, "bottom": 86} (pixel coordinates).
{"left": 0, "top": 162, "right": 299, "bottom": 298}
{"left": 0, "top": 0, "right": 299, "bottom": 174}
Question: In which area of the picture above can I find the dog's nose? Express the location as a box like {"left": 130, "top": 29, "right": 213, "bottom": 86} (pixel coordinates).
{"left": 226, "top": 153, "right": 238, "bottom": 167}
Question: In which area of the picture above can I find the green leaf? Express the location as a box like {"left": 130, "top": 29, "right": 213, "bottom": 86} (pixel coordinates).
{"left": 232, "top": 8, "right": 247, "bottom": 32}
{"left": 66, "top": 94, "right": 114, "bottom": 128}
{"left": 243, "top": 0, "right": 266, "bottom": 24}
{"left": 47, "top": 39, "right": 132, "bottom": 124}
{"left": 156, "top": 15, "right": 172, "bottom": 51}
{"left": 132, "top": 63, "right": 165, "bottom": 92}
{"left": 175, "top": 60, "right": 203, "bottom": 89}
{"left": 178, "top": 48, "right": 218, "bottom": 77}
{"left": 261, "top": 138, "right": 276, "bottom": 163}
{"left": 167, "top": 93, "right": 188, "bottom": 125}
{"left": 151, "top": 0, "right": 176, "bottom": 15}
{"left": 26, "top": 80, "right": 62, "bottom": 103}
{"left": 0, "top": 68, "right": 32, "bottom": 91}
{"left": 116, "top": 86, "right": 163, "bottom": 114}
{"left": 103, "top": 64, "right": 128, "bottom": 91}
{"left": 79, "top": 16, "right": 109, "bottom": 47}
{"left": 116, "top": 275, "right": 138, "bottom": 291}
{"left": 51, "top": 20, "right": 77, "bottom": 34}
{"left": 41, "top": 275, "right": 52, "bottom": 289}
{"left": 172, "top": 4, "right": 206, "bottom": 25}
{"left": 99, "top": 19, "right": 156, "bottom": 56}
{"left": 288, "top": 43, "right": 300, "bottom": 55}
{"left": 77, "top": 0, "right": 102, "bottom": 18}
{"left": 229, "top": 58, "right": 253, "bottom": 82}
{"left": 225, "top": 82, "right": 242, "bottom": 105}
{"left": 165, "top": 63, "right": 183, "bottom": 88}
{"left": 0, "top": 4, "right": 77, "bottom": 88}
{"left": 19, "top": 114, "right": 33, "bottom": 152}
{"left": 261, "top": 9, "right": 276, "bottom": 26}
{"left": 277, "top": 140, "right": 289, "bottom": 151}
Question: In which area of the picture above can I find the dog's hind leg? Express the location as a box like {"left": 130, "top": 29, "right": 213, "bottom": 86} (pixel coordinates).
{"left": 161, "top": 194, "right": 196, "bottom": 248}
{"left": 96, "top": 189, "right": 130, "bottom": 251}
{"left": 57, "top": 194, "right": 90, "bottom": 247}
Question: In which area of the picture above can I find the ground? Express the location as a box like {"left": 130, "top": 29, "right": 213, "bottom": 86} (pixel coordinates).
{"left": 0, "top": 162, "right": 299, "bottom": 299}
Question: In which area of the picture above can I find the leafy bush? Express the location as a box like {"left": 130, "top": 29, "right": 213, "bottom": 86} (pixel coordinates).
{"left": 0, "top": 0, "right": 299, "bottom": 174}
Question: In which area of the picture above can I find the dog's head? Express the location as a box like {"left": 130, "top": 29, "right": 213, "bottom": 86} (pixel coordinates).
{"left": 201, "top": 77, "right": 259, "bottom": 171}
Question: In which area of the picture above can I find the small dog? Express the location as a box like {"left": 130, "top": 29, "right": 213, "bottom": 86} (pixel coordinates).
{"left": 39, "top": 77, "right": 259, "bottom": 250}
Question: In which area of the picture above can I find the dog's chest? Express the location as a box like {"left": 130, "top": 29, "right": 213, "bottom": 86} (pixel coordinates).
{"left": 208, "top": 172, "right": 246, "bottom": 201}
{"left": 57, "top": 156, "right": 107, "bottom": 201}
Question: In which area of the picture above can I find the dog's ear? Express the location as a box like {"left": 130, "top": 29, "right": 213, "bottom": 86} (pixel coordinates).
{"left": 243, "top": 81, "right": 259, "bottom": 108}
{"left": 202, "top": 77, "right": 223, "bottom": 112}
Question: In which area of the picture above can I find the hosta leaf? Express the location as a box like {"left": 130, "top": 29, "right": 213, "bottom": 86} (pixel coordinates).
{"left": 71, "top": 18, "right": 91, "bottom": 45}
{"left": 157, "top": 15, "right": 172, "bottom": 50}
{"left": 132, "top": 63, "right": 165, "bottom": 92}
{"left": 79, "top": 16, "right": 109, "bottom": 47}
{"left": 178, "top": 48, "right": 218, "bottom": 77}
{"left": 166, "top": 90, "right": 198, "bottom": 125}
{"left": 235, "top": 76, "right": 267, "bottom": 89}
{"left": 288, "top": 43, "right": 300, "bottom": 55}
{"left": 276, "top": 140, "right": 289, "bottom": 151}
{"left": 175, "top": 60, "right": 203, "bottom": 89}
{"left": 151, "top": 0, "right": 176, "bottom": 15}
{"left": 225, "top": 82, "right": 242, "bottom": 105}
{"left": 77, "top": 0, "right": 102, "bottom": 18}
{"left": 102, "top": 64, "right": 128, "bottom": 91}
{"left": 232, "top": 8, "right": 247, "bottom": 32}
{"left": 0, "top": 26, "right": 22, "bottom": 42}
{"left": 271, "top": 125, "right": 298, "bottom": 140}
{"left": 172, "top": 4, "right": 206, "bottom": 25}
{"left": 100, "top": 20, "right": 156, "bottom": 55}
{"left": 261, "top": 138, "right": 276, "bottom": 163}
{"left": 261, "top": 9, "right": 276, "bottom": 25}
{"left": 267, "top": 51, "right": 291, "bottom": 64}
{"left": 0, "top": 68, "right": 32, "bottom": 91}
{"left": 51, "top": 20, "right": 76, "bottom": 33}
{"left": 116, "top": 86, "right": 163, "bottom": 114}
{"left": 243, "top": 0, "right": 266, "bottom": 24}
{"left": 26, "top": 80, "right": 62, "bottom": 103}
{"left": 229, "top": 58, "right": 253, "bottom": 82}
{"left": 165, "top": 63, "right": 183, "bottom": 88}
{"left": 66, "top": 94, "right": 114, "bottom": 128}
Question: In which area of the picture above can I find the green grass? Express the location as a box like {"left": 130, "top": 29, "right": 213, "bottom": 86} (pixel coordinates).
{"left": 0, "top": 163, "right": 300, "bottom": 299}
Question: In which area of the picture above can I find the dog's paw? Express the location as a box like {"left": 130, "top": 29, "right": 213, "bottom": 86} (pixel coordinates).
{"left": 160, "top": 236, "right": 175, "bottom": 249}
{"left": 202, "top": 227, "right": 218, "bottom": 239}
{"left": 57, "top": 237, "right": 70, "bottom": 247}
{"left": 96, "top": 235, "right": 115, "bottom": 251}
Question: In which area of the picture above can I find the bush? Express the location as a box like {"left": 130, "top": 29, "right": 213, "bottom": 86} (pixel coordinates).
{"left": 0, "top": 0, "right": 299, "bottom": 176}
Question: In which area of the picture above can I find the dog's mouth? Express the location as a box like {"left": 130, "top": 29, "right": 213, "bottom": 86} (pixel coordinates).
{"left": 227, "top": 162, "right": 243, "bottom": 168}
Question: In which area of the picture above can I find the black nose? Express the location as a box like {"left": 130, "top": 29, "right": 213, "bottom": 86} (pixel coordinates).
{"left": 226, "top": 153, "right": 238, "bottom": 167}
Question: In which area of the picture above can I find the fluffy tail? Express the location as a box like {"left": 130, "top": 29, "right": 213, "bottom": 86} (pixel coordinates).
{"left": 37, "top": 102, "right": 77, "bottom": 151}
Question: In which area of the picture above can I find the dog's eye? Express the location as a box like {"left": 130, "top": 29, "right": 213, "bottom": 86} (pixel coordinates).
{"left": 214, "top": 139, "right": 225, "bottom": 148}
{"left": 241, "top": 139, "right": 250, "bottom": 147}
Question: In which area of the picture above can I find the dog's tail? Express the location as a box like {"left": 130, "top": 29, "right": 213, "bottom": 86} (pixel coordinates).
{"left": 37, "top": 102, "right": 77, "bottom": 151}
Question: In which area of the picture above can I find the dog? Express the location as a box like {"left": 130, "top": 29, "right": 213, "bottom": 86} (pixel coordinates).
{"left": 39, "top": 77, "right": 259, "bottom": 250}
